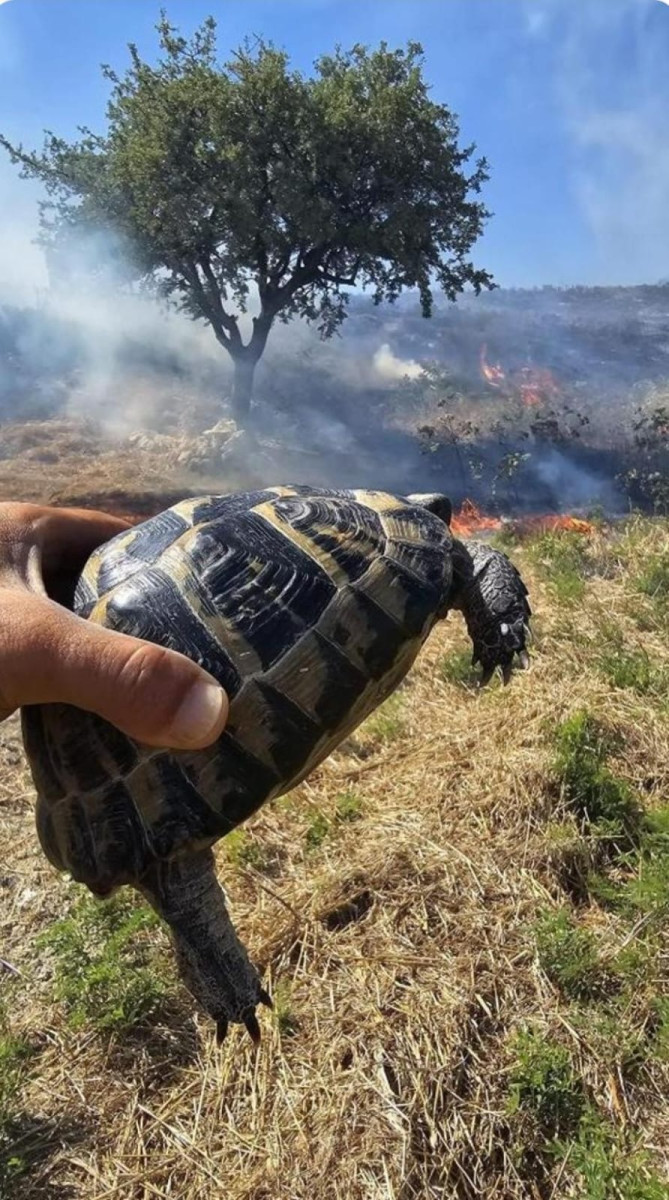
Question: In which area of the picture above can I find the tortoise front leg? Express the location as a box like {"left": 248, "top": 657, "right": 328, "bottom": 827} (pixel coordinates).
{"left": 139, "top": 848, "right": 271, "bottom": 1043}
{"left": 450, "top": 537, "right": 531, "bottom": 685}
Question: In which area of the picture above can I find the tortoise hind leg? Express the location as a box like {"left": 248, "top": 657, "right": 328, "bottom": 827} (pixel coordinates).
{"left": 138, "top": 848, "right": 271, "bottom": 1043}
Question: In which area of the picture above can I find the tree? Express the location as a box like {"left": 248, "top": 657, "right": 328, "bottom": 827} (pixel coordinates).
{"left": 1, "top": 15, "right": 493, "bottom": 425}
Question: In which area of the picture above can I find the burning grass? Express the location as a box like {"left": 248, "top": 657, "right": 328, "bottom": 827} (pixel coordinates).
{"left": 0, "top": 499, "right": 668, "bottom": 1197}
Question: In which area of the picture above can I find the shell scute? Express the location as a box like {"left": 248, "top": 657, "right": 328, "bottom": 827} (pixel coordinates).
{"left": 24, "top": 486, "right": 455, "bottom": 888}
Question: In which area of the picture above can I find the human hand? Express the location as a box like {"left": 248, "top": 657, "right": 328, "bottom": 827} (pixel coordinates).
{"left": 0, "top": 502, "right": 229, "bottom": 748}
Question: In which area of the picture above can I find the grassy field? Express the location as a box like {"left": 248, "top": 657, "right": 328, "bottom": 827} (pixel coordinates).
{"left": 0, "top": 514, "right": 668, "bottom": 1199}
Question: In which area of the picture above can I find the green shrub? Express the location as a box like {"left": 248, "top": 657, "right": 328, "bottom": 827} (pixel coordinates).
{"left": 305, "top": 811, "right": 330, "bottom": 849}
{"left": 304, "top": 792, "right": 363, "bottom": 849}
{"left": 556, "top": 1106, "right": 667, "bottom": 1200}
{"left": 553, "top": 711, "right": 641, "bottom": 843}
{"left": 440, "top": 648, "right": 476, "bottom": 686}
{"left": 634, "top": 552, "right": 669, "bottom": 609}
{"left": 363, "top": 694, "right": 405, "bottom": 742}
{"left": 272, "top": 982, "right": 299, "bottom": 1037}
{"left": 39, "top": 891, "right": 169, "bottom": 1034}
{"left": 507, "top": 1029, "right": 583, "bottom": 1137}
{"left": 0, "top": 1002, "right": 33, "bottom": 1194}
{"left": 527, "top": 530, "right": 588, "bottom": 604}
{"left": 535, "top": 909, "right": 607, "bottom": 1000}
{"left": 334, "top": 791, "right": 363, "bottom": 823}
{"left": 594, "top": 628, "right": 669, "bottom": 699}
{"left": 224, "top": 829, "right": 270, "bottom": 871}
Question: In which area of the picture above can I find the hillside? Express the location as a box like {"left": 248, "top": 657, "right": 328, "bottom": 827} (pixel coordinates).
{"left": 1, "top": 516, "right": 668, "bottom": 1199}
{"left": 1, "top": 284, "right": 669, "bottom": 519}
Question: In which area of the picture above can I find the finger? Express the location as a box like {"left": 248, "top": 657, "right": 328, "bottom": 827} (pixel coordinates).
{"left": 0, "top": 503, "right": 132, "bottom": 597}
{"left": 32, "top": 506, "right": 133, "bottom": 581}
{"left": 1, "top": 591, "right": 228, "bottom": 749}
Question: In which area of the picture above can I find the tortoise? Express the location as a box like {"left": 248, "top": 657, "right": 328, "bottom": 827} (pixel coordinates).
{"left": 21, "top": 485, "right": 531, "bottom": 1043}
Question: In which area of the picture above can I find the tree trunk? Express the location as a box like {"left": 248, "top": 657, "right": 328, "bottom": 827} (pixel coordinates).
{"left": 230, "top": 358, "right": 257, "bottom": 426}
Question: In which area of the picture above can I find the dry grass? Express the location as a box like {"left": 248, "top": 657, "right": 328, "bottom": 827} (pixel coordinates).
{"left": 0, "top": 475, "right": 668, "bottom": 1197}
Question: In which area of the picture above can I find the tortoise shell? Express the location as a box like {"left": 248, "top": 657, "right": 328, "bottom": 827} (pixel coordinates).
{"left": 22, "top": 486, "right": 454, "bottom": 894}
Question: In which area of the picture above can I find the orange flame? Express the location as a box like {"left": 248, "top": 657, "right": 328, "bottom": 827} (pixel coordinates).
{"left": 517, "top": 366, "right": 562, "bottom": 409}
{"left": 514, "top": 514, "right": 595, "bottom": 536}
{"left": 479, "top": 347, "right": 563, "bottom": 409}
{"left": 451, "top": 501, "right": 595, "bottom": 538}
{"left": 451, "top": 498, "right": 503, "bottom": 537}
{"left": 479, "top": 345, "right": 506, "bottom": 388}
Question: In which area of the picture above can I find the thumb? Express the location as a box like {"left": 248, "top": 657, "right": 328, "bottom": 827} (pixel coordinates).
{"left": 3, "top": 590, "right": 229, "bottom": 749}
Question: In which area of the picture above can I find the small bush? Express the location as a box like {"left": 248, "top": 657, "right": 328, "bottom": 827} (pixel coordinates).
{"left": 39, "top": 891, "right": 169, "bottom": 1034}
{"left": 634, "top": 551, "right": 669, "bottom": 610}
{"left": 553, "top": 711, "right": 641, "bottom": 843}
{"left": 363, "top": 694, "right": 405, "bottom": 742}
{"left": 305, "top": 811, "right": 330, "bottom": 849}
{"left": 334, "top": 791, "right": 363, "bottom": 823}
{"left": 272, "top": 982, "right": 299, "bottom": 1037}
{"left": 224, "top": 829, "right": 270, "bottom": 871}
{"left": 0, "top": 1003, "right": 33, "bottom": 1193}
{"left": 304, "top": 792, "right": 364, "bottom": 849}
{"left": 556, "top": 1105, "right": 667, "bottom": 1200}
{"left": 606, "top": 805, "right": 669, "bottom": 919}
{"left": 527, "top": 530, "right": 588, "bottom": 604}
{"left": 440, "top": 648, "right": 476, "bottom": 686}
{"left": 535, "top": 909, "right": 607, "bottom": 1000}
{"left": 594, "top": 627, "right": 669, "bottom": 700}
{"left": 507, "top": 1029, "right": 583, "bottom": 1138}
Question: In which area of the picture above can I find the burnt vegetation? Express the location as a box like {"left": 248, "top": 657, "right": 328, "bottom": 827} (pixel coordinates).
{"left": 1, "top": 281, "right": 668, "bottom": 515}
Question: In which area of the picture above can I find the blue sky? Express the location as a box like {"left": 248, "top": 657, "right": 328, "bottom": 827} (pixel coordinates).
{"left": 0, "top": 0, "right": 668, "bottom": 297}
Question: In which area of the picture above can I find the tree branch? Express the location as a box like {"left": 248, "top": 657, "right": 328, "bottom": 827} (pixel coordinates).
{"left": 198, "top": 256, "right": 242, "bottom": 350}
{"left": 181, "top": 259, "right": 231, "bottom": 349}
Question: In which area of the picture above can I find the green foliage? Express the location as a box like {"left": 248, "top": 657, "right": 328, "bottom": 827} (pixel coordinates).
{"left": 555, "top": 1107, "right": 667, "bottom": 1200}
{"left": 305, "top": 811, "right": 331, "bottom": 850}
{"left": 440, "top": 647, "right": 476, "bottom": 686}
{"left": 224, "top": 829, "right": 269, "bottom": 871}
{"left": 634, "top": 551, "right": 669, "bottom": 606}
{"left": 39, "top": 891, "right": 169, "bottom": 1034}
{"left": 527, "top": 530, "right": 589, "bottom": 600}
{"left": 304, "top": 791, "right": 363, "bottom": 849}
{"left": 535, "top": 909, "right": 607, "bottom": 1000}
{"left": 552, "top": 711, "right": 641, "bottom": 843}
{"left": 527, "top": 530, "right": 588, "bottom": 604}
{"left": 0, "top": 17, "right": 492, "bottom": 419}
{"left": 272, "top": 982, "right": 299, "bottom": 1037}
{"left": 632, "top": 551, "right": 669, "bottom": 629}
{"left": 651, "top": 996, "right": 669, "bottom": 1062}
{"left": 0, "top": 1001, "right": 33, "bottom": 1193}
{"left": 592, "top": 805, "right": 669, "bottom": 920}
{"left": 364, "top": 694, "right": 405, "bottom": 742}
{"left": 334, "top": 791, "right": 363, "bottom": 823}
{"left": 593, "top": 624, "right": 669, "bottom": 700}
{"left": 508, "top": 1029, "right": 666, "bottom": 1198}
{"left": 507, "top": 1029, "right": 583, "bottom": 1138}
{"left": 507, "top": 1025, "right": 667, "bottom": 1197}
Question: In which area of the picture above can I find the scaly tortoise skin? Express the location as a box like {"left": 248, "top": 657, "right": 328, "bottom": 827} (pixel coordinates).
{"left": 21, "top": 485, "right": 531, "bottom": 1043}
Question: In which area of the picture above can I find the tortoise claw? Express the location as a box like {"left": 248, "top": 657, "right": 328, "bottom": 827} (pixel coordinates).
{"left": 244, "top": 1013, "right": 262, "bottom": 1045}
{"left": 518, "top": 649, "right": 530, "bottom": 671}
{"left": 478, "top": 666, "right": 494, "bottom": 688}
{"left": 258, "top": 987, "right": 273, "bottom": 1009}
{"left": 216, "top": 1018, "right": 228, "bottom": 1045}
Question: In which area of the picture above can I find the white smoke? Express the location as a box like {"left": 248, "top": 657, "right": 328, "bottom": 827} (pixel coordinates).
{"left": 372, "top": 342, "right": 423, "bottom": 381}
